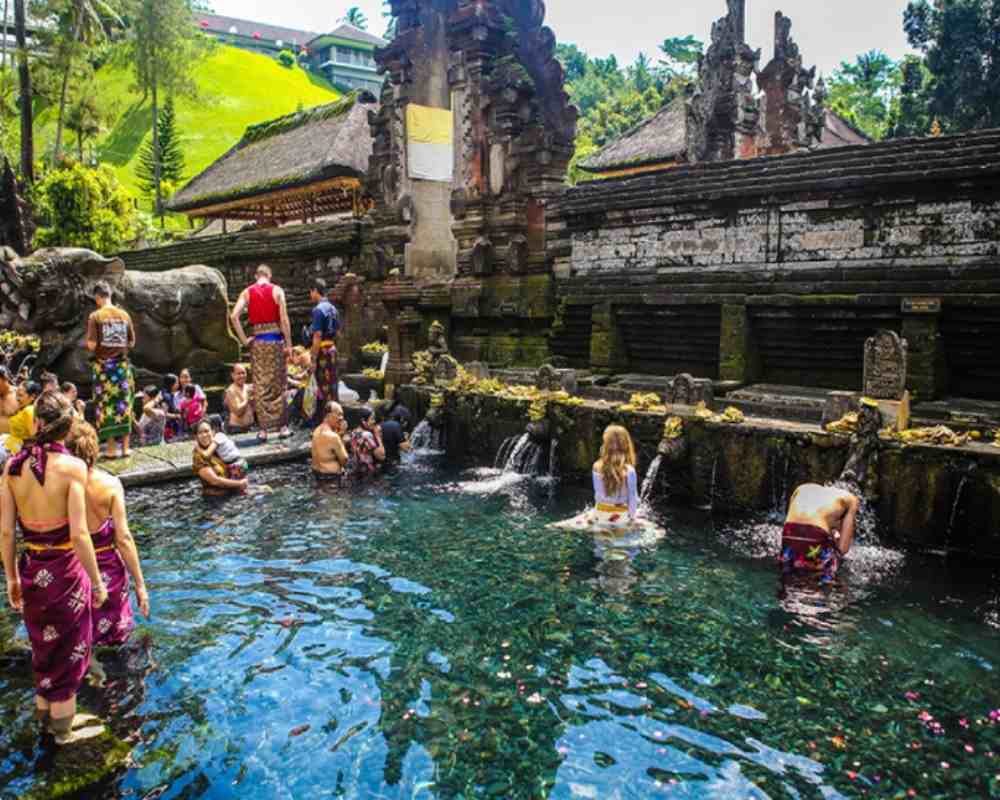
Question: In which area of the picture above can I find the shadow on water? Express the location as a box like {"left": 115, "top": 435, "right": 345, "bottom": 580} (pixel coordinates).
{"left": 0, "top": 461, "right": 997, "bottom": 799}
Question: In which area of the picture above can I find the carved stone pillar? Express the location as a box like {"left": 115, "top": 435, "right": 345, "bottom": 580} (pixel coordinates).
{"left": 332, "top": 273, "right": 366, "bottom": 374}
{"left": 590, "top": 303, "right": 626, "bottom": 374}
{"left": 719, "top": 304, "right": 759, "bottom": 384}
{"left": 382, "top": 276, "right": 422, "bottom": 393}
{"left": 902, "top": 299, "right": 947, "bottom": 402}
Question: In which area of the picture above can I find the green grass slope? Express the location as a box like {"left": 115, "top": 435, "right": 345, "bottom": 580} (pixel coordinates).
{"left": 43, "top": 46, "right": 340, "bottom": 204}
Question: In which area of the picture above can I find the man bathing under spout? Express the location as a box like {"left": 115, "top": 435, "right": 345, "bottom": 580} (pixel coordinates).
{"left": 780, "top": 483, "right": 860, "bottom": 584}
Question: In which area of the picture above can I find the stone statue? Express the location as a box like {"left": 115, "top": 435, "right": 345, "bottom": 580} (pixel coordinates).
{"left": 427, "top": 320, "right": 450, "bottom": 359}
{"left": 0, "top": 248, "right": 238, "bottom": 388}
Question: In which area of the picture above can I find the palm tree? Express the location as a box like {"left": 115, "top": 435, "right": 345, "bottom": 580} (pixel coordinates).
{"left": 53, "top": 0, "right": 121, "bottom": 160}
{"left": 13, "top": 0, "right": 30, "bottom": 182}
{"left": 340, "top": 6, "right": 367, "bottom": 30}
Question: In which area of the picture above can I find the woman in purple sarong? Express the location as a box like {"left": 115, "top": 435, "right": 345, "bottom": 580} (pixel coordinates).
{"left": 67, "top": 421, "right": 149, "bottom": 646}
{"left": 0, "top": 391, "right": 108, "bottom": 744}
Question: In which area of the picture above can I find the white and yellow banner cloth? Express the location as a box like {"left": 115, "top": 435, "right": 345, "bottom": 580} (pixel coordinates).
{"left": 406, "top": 104, "right": 453, "bottom": 182}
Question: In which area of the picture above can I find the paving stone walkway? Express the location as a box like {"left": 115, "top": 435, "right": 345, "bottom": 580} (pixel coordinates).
{"left": 102, "top": 432, "right": 312, "bottom": 488}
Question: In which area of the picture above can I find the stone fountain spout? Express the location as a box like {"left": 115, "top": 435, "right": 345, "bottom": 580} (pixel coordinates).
{"left": 838, "top": 402, "right": 882, "bottom": 490}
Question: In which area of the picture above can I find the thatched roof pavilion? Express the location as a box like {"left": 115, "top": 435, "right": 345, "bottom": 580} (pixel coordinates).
{"left": 169, "top": 91, "right": 377, "bottom": 226}
{"left": 579, "top": 99, "right": 871, "bottom": 180}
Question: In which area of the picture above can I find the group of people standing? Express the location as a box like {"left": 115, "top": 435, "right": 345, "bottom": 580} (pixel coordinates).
{"left": 1, "top": 391, "right": 147, "bottom": 744}
{"left": 228, "top": 265, "right": 342, "bottom": 440}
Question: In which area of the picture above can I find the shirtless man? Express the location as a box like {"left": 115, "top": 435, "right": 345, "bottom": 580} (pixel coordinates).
{"left": 780, "top": 483, "right": 860, "bottom": 583}
{"left": 311, "top": 402, "right": 349, "bottom": 477}
{"left": 223, "top": 364, "right": 255, "bottom": 432}
{"left": 0, "top": 367, "right": 19, "bottom": 433}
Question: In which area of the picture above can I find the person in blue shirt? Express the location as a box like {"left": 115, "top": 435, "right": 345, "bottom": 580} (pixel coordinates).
{"left": 308, "top": 279, "right": 340, "bottom": 424}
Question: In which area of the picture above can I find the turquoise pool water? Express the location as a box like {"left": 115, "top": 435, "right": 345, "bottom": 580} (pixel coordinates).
{"left": 1, "top": 455, "right": 998, "bottom": 799}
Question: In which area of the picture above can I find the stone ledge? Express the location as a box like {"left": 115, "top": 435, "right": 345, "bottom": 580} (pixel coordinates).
{"left": 110, "top": 434, "right": 312, "bottom": 489}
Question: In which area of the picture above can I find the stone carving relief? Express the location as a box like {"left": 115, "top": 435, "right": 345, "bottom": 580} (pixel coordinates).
{"left": 666, "top": 373, "right": 715, "bottom": 406}
{"left": 863, "top": 330, "right": 908, "bottom": 400}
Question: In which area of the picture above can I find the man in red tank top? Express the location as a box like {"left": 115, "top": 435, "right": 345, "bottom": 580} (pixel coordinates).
{"left": 230, "top": 265, "right": 293, "bottom": 440}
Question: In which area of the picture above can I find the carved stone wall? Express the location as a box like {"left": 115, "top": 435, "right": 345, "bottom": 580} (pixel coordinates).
{"left": 553, "top": 129, "right": 1000, "bottom": 399}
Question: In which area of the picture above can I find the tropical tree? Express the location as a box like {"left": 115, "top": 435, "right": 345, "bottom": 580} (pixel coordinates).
{"left": 827, "top": 50, "right": 900, "bottom": 141}
{"left": 340, "top": 6, "right": 367, "bottom": 30}
{"left": 889, "top": 55, "right": 933, "bottom": 138}
{"left": 121, "top": 0, "right": 208, "bottom": 216}
{"left": 13, "top": 0, "right": 30, "bottom": 182}
{"left": 64, "top": 91, "right": 102, "bottom": 161}
{"left": 904, "top": 0, "right": 1000, "bottom": 132}
{"left": 135, "top": 95, "right": 184, "bottom": 198}
{"left": 41, "top": 0, "right": 122, "bottom": 161}
{"left": 659, "top": 35, "right": 703, "bottom": 80}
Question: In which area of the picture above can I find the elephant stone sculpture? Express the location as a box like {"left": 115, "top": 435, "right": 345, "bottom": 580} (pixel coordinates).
{"left": 0, "top": 247, "right": 239, "bottom": 389}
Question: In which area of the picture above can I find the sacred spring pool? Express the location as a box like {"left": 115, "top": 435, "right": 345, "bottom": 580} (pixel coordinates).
{"left": 0, "top": 455, "right": 998, "bottom": 799}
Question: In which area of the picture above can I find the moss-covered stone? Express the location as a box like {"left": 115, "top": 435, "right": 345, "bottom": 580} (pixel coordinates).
{"left": 22, "top": 728, "right": 131, "bottom": 800}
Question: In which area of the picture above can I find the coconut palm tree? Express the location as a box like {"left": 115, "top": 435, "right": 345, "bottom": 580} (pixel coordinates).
{"left": 13, "top": 0, "right": 30, "bottom": 182}
{"left": 340, "top": 6, "right": 367, "bottom": 30}
{"left": 52, "top": 0, "right": 121, "bottom": 161}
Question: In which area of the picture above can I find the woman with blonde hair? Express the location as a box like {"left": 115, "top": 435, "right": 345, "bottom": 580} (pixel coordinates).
{"left": 66, "top": 420, "right": 149, "bottom": 647}
{"left": 551, "top": 425, "right": 664, "bottom": 539}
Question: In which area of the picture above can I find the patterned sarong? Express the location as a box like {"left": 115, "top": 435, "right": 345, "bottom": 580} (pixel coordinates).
{"left": 19, "top": 524, "right": 93, "bottom": 702}
{"left": 779, "top": 523, "right": 841, "bottom": 584}
{"left": 315, "top": 341, "right": 339, "bottom": 413}
{"left": 251, "top": 336, "right": 287, "bottom": 433}
{"left": 92, "top": 356, "right": 135, "bottom": 442}
{"left": 550, "top": 504, "right": 666, "bottom": 545}
{"left": 91, "top": 518, "right": 134, "bottom": 647}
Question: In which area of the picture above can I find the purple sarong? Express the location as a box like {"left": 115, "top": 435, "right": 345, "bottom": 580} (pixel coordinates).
{"left": 91, "top": 518, "right": 134, "bottom": 647}
{"left": 19, "top": 523, "right": 93, "bottom": 702}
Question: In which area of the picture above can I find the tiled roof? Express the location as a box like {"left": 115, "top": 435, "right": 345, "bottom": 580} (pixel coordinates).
{"left": 194, "top": 13, "right": 317, "bottom": 47}
{"left": 309, "top": 23, "right": 387, "bottom": 49}
{"left": 563, "top": 127, "right": 1000, "bottom": 215}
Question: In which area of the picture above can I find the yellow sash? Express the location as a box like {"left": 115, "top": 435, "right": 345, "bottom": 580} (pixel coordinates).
{"left": 596, "top": 503, "right": 628, "bottom": 514}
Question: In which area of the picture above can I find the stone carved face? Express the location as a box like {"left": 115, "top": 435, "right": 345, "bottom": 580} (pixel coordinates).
{"left": 0, "top": 248, "right": 124, "bottom": 334}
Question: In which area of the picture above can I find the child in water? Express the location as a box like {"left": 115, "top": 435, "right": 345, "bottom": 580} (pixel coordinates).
{"left": 550, "top": 425, "right": 664, "bottom": 541}
{"left": 201, "top": 421, "right": 249, "bottom": 481}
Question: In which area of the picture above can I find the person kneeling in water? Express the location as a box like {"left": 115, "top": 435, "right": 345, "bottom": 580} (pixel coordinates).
{"left": 550, "top": 425, "right": 664, "bottom": 540}
{"left": 780, "top": 483, "right": 860, "bottom": 583}
{"left": 311, "top": 402, "right": 350, "bottom": 479}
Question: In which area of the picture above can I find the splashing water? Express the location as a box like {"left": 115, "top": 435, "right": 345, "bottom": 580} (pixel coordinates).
{"left": 639, "top": 454, "right": 663, "bottom": 513}
{"left": 410, "top": 419, "right": 443, "bottom": 453}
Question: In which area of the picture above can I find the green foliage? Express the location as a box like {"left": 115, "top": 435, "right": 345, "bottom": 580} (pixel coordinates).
{"left": 135, "top": 95, "right": 184, "bottom": 198}
{"left": 827, "top": 50, "right": 900, "bottom": 141}
{"left": 277, "top": 49, "right": 295, "bottom": 68}
{"left": 890, "top": 56, "right": 933, "bottom": 138}
{"left": 658, "top": 35, "right": 703, "bottom": 79}
{"left": 904, "top": 0, "right": 1000, "bottom": 132}
{"left": 558, "top": 35, "right": 703, "bottom": 184}
{"left": 340, "top": 6, "right": 368, "bottom": 30}
{"left": 34, "top": 161, "right": 138, "bottom": 251}
{"left": 64, "top": 91, "right": 104, "bottom": 160}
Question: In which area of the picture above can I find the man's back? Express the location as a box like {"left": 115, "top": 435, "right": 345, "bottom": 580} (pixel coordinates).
{"left": 311, "top": 425, "right": 344, "bottom": 473}
{"left": 786, "top": 484, "right": 851, "bottom": 534}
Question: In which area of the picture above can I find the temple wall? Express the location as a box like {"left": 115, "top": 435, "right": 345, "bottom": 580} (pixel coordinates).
{"left": 551, "top": 131, "right": 1000, "bottom": 401}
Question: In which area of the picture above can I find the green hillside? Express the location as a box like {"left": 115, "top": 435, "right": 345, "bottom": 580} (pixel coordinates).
{"left": 39, "top": 46, "right": 340, "bottom": 205}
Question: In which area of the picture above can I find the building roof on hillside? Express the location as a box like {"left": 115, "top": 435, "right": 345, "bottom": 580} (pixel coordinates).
{"left": 308, "top": 23, "right": 387, "bottom": 50}
{"left": 579, "top": 99, "right": 688, "bottom": 174}
{"left": 194, "top": 13, "right": 317, "bottom": 47}
{"left": 168, "top": 91, "right": 377, "bottom": 222}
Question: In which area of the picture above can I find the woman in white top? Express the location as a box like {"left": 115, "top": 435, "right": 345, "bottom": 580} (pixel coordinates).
{"left": 551, "top": 425, "right": 664, "bottom": 540}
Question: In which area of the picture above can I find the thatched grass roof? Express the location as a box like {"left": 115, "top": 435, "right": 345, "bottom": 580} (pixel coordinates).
{"left": 169, "top": 91, "right": 376, "bottom": 214}
{"left": 579, "top": 99, "right": 688, "bottom": 174}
